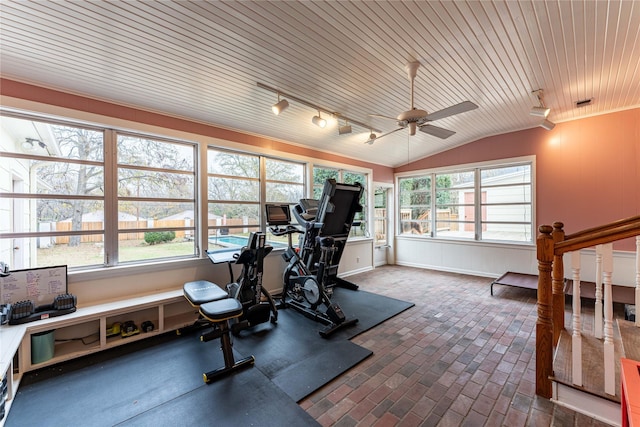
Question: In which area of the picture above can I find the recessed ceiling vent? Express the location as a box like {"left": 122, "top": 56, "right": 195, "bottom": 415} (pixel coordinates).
{"left": 575, "top": 98, "right": 593, "bottom": 108}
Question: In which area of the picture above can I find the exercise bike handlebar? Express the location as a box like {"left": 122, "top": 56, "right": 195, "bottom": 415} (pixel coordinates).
{"left": 268, "top": 224, "right": 304, "bottom": 237}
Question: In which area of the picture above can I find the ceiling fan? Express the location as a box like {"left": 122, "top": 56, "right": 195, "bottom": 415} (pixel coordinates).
{"left": 366, "top": 61, "right": 478, "bottom": 144}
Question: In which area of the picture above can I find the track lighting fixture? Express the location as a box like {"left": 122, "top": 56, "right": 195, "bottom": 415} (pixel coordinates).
{"left": 272, "top": 94, "right": 289, "bottom": 115}
{"left": 540, "top": 119, "right": 556, "bottom": 131}
{"left": 530, "top": 89, "right": 550, "bottom": 118}
{"left": 338, "top": 119, "right": 352, "bottom": 135}
{"left": 530, "top": 106, "right": 550, "bottom": 118}
{"left": 530, "top": 89, "right": 555, "bottom": 130}
{"left": 257, "top": 82, "right": 381, "bottom": 135}
{"left": 312, "top": 111, "right": 326, "bottom": 128}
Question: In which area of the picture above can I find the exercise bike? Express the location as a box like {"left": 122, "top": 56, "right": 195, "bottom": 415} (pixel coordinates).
{"left": 209, "top": 231, "right": 278, "bottom": 335}
{"left": 266, "top": 203, "right": 358, "bottom": 338}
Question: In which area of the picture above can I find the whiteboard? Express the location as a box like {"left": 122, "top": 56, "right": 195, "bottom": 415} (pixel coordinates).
{"left": 0, "top": 265, "right": 68, "bottom": 305}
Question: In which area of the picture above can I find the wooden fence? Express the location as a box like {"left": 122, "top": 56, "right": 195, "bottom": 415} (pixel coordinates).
{"left": 51, "top": 218, "right": 246, "bottom": 244}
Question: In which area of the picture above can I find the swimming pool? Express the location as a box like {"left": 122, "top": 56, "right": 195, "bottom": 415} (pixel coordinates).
{"left": 210, "top": 235, "right": 250, "bottom": 247}
{"left": 208, "top": 235, "right": 286, "bottom": 248}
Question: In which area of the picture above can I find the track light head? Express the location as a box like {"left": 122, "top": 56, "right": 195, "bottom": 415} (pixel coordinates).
{"left": 540, "top": 119, "right": 555, "bottom": 131}
{"left": 272, "top": 98, "right": 289, "bottom": 115}
{"left": 530, "top": 106, "right": 550, "bottom": 118}
{"left": 530, "top": 89, "right": 551, "bottom": 118}
{"left": 312, "top": 112, "right": 326, "bottom": 128}
{"left": 338, "top": 122, "right": 352, "bottom": 135}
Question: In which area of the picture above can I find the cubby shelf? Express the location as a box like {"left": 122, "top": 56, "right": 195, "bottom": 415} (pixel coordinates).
{"left": 0, "top": 289, "right": 197, "bottom": 427}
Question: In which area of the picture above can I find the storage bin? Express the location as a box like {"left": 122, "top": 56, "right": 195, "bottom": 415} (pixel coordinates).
{"left": 31, "top": 330, "right": 55, "bottom": 364}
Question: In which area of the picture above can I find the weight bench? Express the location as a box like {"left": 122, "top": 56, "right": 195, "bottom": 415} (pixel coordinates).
{"left": 183, "top": 280, "right": 255, "bottom": 383}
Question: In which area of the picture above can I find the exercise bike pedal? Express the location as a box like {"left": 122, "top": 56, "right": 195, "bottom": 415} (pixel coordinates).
{"left": 326, "top": 303, "right": 346, "bottom": 324}
{"left": 319, "top": 317, "right": 358, "bottom": 338}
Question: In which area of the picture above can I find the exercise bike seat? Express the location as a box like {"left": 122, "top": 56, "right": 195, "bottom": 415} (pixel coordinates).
{"left": 200, "top": 298, "right": 243, "bottom": 322}
{"left": 183, "top": 280, "right": 228, "bottom": 307}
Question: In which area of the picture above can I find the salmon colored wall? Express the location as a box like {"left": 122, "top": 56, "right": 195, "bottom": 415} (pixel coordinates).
{"left": 396, "top": 108, "right": 640, "bottom": 250}
{"left": 0, "top": 79, "right": 394, "bottom": 182}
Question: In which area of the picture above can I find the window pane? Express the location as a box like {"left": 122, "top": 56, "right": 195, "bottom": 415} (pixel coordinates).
{"left": 208, "top": 203, "right": 260, "bottom": 228}
{"left": 118, "top": 135, "right": 194, "bottom": 171}
{"left": 374, "top": 188, "right": 387, "bottom": 245}
{"left": 208, "top": 177, "right": 259, "bottom": 201}
{"left": 266, "top": 182, "right": 304, "bottom": 203}
{"left": 208, "top": 150, "right": 259, "bottom": 177}
{"left": 119, "top": 168, "right": 194, "bottom": 199}
{"left": 118, "top": 233, "right": 196, "bottom": 263}
{"left": 266, "top": 159, "right": 304, "bottom": 182}
{"left": 266, "top": 159, "right": 305, "bottom": 204}
{"left": 480, "top": 164, "right": 532, "bottom": 242}
{"left": 481, "top": 222, "right": 533, "bottom": 242}
{"left": 435, "top": 220, "right": 475, "bottom": 239}
{"left": 313, "top": 167, "right": 339, "bottom": 185}
{"left": 481, "top": 165, "right": 530, "bottom": 185}
{"left": 117, "top": 135, "right": 197, "bottom": 264}
{"left": 398, "top": 176, "right": 431, "bottom": 235}
{"left": 30, "top": 236, "right": 105, "bottom": 268}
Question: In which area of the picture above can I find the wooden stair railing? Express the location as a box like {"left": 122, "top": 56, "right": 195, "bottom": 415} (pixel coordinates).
{"left": 536, "top": 215, "right": 640, "bottom": 399}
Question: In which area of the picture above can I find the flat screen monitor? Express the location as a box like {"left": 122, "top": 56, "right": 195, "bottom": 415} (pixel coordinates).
{"left": 265, "top": 203, "right": 291, "bottom": 226}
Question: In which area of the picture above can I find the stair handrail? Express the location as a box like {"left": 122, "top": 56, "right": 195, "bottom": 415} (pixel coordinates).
{"left": 556, "top": 218, "right": 640, "bottom": 255}
{"left": 535, "top": 215, "right": 640, "bottom": 399}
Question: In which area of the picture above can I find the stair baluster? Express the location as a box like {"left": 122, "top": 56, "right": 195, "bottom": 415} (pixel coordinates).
{"left": 602, "top": 243, "right": 615, "bottom": 396}
{"left": 571, "top": 250, "right": 583, "bottom": 386}
{"left": 594, "top": 245, "right": 603, "bottom": 338}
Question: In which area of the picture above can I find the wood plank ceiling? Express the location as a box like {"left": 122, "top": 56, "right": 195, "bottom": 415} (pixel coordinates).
{"left": 1, "top": 1, "right": 638, "bottom": 168}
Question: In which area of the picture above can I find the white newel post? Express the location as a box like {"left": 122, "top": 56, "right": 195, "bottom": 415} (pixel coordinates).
{"left": 602, "top": 243, "right": 615, "bottom": 395}
{"left": 571, "top": 250, "right": 582, "bottom": 386}
{"left": 594, "top": 245, "right": 604, "bottom": 338}
{"left": 636, "top": 236, "right": 639, "bottom": 327}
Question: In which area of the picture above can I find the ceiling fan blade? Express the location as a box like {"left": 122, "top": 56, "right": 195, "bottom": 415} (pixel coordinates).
{"left": 419, "top": 124, "right": 456, "bottom": 139}
{"left": 364, "top": 127, "right": 404, "bottom": 145}
{"left": 424, "top": 101, "right": 478, "bottom": 122}
{"left": 369, "top": 113, "right": 398, "bottom": 121}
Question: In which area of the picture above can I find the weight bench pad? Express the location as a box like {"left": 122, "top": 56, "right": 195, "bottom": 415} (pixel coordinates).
{"left": 183, "top": 280, "right": 228, "bottom": 306}
{"left": 200, "top": 298, "right": 243, "bottom": 322}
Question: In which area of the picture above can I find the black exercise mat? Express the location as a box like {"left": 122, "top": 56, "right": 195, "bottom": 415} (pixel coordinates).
{"left": 232, "top": 288, "right": 413, "bottom": 401}
{"left": 329, "top": 287, "right": 415, "bottom": 340}
{"left": 5, "top": 332, "right": 317, "bottom": 427}
{"left": 6, "top": 288, "right": 413, "bottom": 424}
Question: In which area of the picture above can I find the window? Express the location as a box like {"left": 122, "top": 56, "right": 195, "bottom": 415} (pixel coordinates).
{"left": 207, "top": 149, "right": 305, "bottom": 250}
{"left": 435, "top": 170, "right": 475, "bottom": 239}
{"left": 374, "top": 187, "right": 388, "bottom": 245}
{"left": 116, "top": 134, "right": 197, "bottom": 263}
{"left": 398, "top": 161, "right": 533, "bottom": 243}
{"left": 0, "top": 114, "right": 199, "bottom": 270}
{"left": 313, "top": 167, "right": 368, "bottom": 238}
{"left": 398, "top": 175, "right": 431, "bottom": 235}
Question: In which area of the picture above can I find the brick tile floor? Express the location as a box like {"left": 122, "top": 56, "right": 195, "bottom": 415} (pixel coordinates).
{"left": 299, "top": 265, "right": 613, "bottom": 427}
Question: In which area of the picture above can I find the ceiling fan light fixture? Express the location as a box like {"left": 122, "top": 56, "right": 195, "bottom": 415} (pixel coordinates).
{"left": 312, "top": 112, "right": 326, "bottom": 128}
{"left": 540, "top": 119, "right": 555, "bottom": 131}
{"left": 530, "top": 106, "right": 550, "bottom": 118}
{"left": 272, "top": 97, "right": 289, "bottom": 115}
